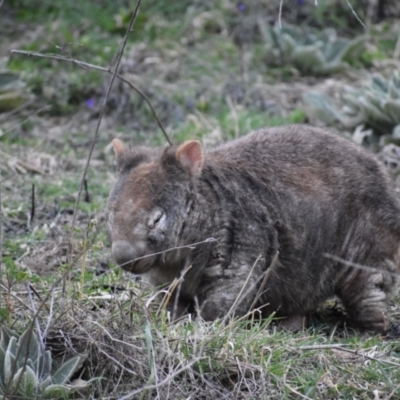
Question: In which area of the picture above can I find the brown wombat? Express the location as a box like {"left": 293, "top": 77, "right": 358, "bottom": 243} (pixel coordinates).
{"left": 107, "top": 125, "right": 400, "bottom": 333}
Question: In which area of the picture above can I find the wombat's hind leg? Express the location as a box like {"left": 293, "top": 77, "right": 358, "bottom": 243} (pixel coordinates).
{"left": 338, "top": 266, "right": 394, "bottom": 333}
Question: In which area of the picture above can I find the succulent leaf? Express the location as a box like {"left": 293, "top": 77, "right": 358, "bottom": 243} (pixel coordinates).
{"left": 0, "top": 346, "right": 5, "bottom": 387}
{"left": 12, "top": 366, "right": 37, "bottom": 397}
{"left": 5, "top": 336, "right": 17, "bottom": 359}
{"left": 4, "top": 337, "right": 17, "bottom": 385}
{"left": 17, "top": 330, "right": 40, "bottom": 367}
{"left": 381, "top": 99, "right": 400, "bottom": 123}
{"left": 291, "top": 44, "right": 325, "bottom": 75}
{"left": 0, "top": 326, "right": 84, "bottom": 399}
{"left": 52, "top": 356, "right": 81, "bottom": 385}
{"left": 38, "top": 350, "right": 52, "bottom": 380}
{"left": 302, "top": 92, "right": 343, "bottom": 125}
{"left": 0, "top": 326, "right": 18, "bottom": 353}
{"left": 303, "top": 71, "right": 400, "bottom": 137}
{"left": 39, "top": 376, "right": 53, "bottom": 392}
{"left": 43, "top": 384, "right": 70, "bottom": 399}
{"left": 262, "top": 23, "right": 363, "bottom": 76}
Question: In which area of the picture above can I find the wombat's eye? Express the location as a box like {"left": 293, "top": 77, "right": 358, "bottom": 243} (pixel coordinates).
{"left": 148, "top": 210, "right": 164, "bottom": 230}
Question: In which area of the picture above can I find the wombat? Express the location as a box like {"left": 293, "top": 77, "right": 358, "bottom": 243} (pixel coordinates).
{"left": 107, "top": 125, "right": 400, "bottom": 333}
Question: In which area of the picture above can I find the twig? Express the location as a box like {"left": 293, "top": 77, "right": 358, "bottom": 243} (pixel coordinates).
{"left": 30, "top": 183, "right": 35, "bottom": 226}
{"left": 324, "top": 253, "right": 400, "bottom": 277}
{"left": 83, "top": 178, "right": 90, "bottom": 203}
{"left": 119, "top": 237, "right": 217, "bottom": 268}
{"left": 297, "top": 344, "right": 350, "bottom": 350}
{"left": 67, "top": 2, "right": 143, "bottom": 271}
{"left": 222, "top": 253, "right": 262, "bottom": 324}
{"left": 332, "top": 346, "right": 400, "bottom": 368}
{"left": 248, "top": 251, "right": 279, "bottom": 313}
{"left": 284, "top": 383, "right": 313, "bottom": 400}
{"left": 385, "top": 385, "right": 400, "bottom": 400}
{"left": 157, "top": 264, "right": 193, "bottom": 319}
{"left": 299, "top": 344, "right": 400, "bottom": 368}
{"left": 9, "top": 51, "right": 172, "bottom": 145}
{"left": 346, "top": 0, "right": 365, "bottom": 28}
{"left": 0, "top": 168, "right": 3, "bottom": 278}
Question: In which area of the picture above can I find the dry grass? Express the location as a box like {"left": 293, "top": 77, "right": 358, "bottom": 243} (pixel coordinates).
{"left": 5, "top": 276, "right": 400, "bottom": 399}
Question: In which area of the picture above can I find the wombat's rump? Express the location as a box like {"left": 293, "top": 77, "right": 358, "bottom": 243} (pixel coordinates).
{"left": 107, "top": 125, "right": 400, "bottom": 332}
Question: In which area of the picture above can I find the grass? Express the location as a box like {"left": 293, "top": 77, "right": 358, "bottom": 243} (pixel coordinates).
{"left": 2, "top": 0, "right": 400, "bottom": 399}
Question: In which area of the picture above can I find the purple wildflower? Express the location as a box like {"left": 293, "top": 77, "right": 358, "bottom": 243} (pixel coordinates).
{"left": 85, "top": 98, "right": 95, "bottom": 108}
{"left": 237, "top": 3, "right": 245, "bottom": 12}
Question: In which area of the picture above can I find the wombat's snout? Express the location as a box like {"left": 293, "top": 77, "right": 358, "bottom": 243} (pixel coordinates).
{"left": 112, "top": 240, "right": 146, "bottom": 271}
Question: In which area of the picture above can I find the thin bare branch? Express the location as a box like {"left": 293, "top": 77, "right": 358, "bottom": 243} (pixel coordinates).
{"left": 299, "top": 344, "right": 400, "bottom": 368}
{"left": 119, "top": 237, "right": 217, "bottom": 268}
{"left": 285, "top": 383, "right": 313, "bottom": 400}
{"left": 65, "top": 1, "right": 144, "bottom": 275}
{"left": 0, "top": 171, "right": 3, "bottom": 278}
{"left": 297, "top": 344, "right": 350, "bottom": 350}
{"left": 9, "top": 50, "right": 172, "bottom": 145}
{"left": 248, "top": 251, "right": 279, "bottom": 312}
{"left": 324, "top": 253, "right": 400, "bottom": 277}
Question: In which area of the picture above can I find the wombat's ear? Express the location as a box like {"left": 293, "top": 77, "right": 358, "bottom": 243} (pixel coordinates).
{"left": 176, "top": 140, "right": 203, "bottom": 176}
{"left": 112, "top": 138, "right": 126, "bottom": 168}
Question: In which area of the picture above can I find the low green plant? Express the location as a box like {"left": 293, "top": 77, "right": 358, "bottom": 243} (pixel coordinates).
{"left": 0, "top": 72, "right": 30, "bottom": 112}
{"left": 0, "top": 325, "right": 82, "bottom": 399}
{"left": 260, "top": 23, "right": 364, "bottom": 76}
{"left": 303, "top": 71, "right": 400, "bottom": 138}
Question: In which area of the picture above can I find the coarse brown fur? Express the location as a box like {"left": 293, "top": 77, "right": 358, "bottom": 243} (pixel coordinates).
{"left": 107, "top": 125, "right": 400, "bottom": 333}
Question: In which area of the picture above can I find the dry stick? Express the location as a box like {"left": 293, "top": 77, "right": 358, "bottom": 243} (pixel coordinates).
{"left": 221, "top": 253, "right": 263, "bottom": 325}
{"left": 10, "top": 50, "right": 172, "bottom": 146}
{"left": 284, "top": 383, "right": 313, "bottom": 400}
{"left": 324, "top": 253, "right": 400, "bottom": 277}
{"left": 248, "top": 251, "right": 279, "bottom": 313}
{"left": 297, "top": 344, "right": 350, "bottom": 350}
{"left": 0, "top": 170, "right": 3, "bottom": 276}
{"left": 298, "top": 344, "right": 400, "bottom": 368}
{"left": 346, "top": 0, "right": 365, "bottom": 28}
{"left": 385, "top": 385, "right": 400, "bottom": 400}
{"left": 65, "top": 2, "right": 143, "bottom": 283}
{"left": 157, "top": 264, "right": 193, "bottom": 319}
{"left": 83, "top": 178, "right": 90, "bottom": 203}
{"left": 119, "top": 238, "right": 217, "bottom": 269}
{"left": 278, "top": 0, "right": 283, "bottom": 28}
{"left": 30, "top": 183, "right": 35, "bottom": 226}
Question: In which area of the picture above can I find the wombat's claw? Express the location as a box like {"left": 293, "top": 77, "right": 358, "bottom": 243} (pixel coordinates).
{"left": 384, "top": 321, "right": 400, "bottom": 339}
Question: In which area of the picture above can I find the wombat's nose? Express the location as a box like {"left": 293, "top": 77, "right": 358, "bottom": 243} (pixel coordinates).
{"left": 112, "top": 240, "right": 146, "bottom": 268}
